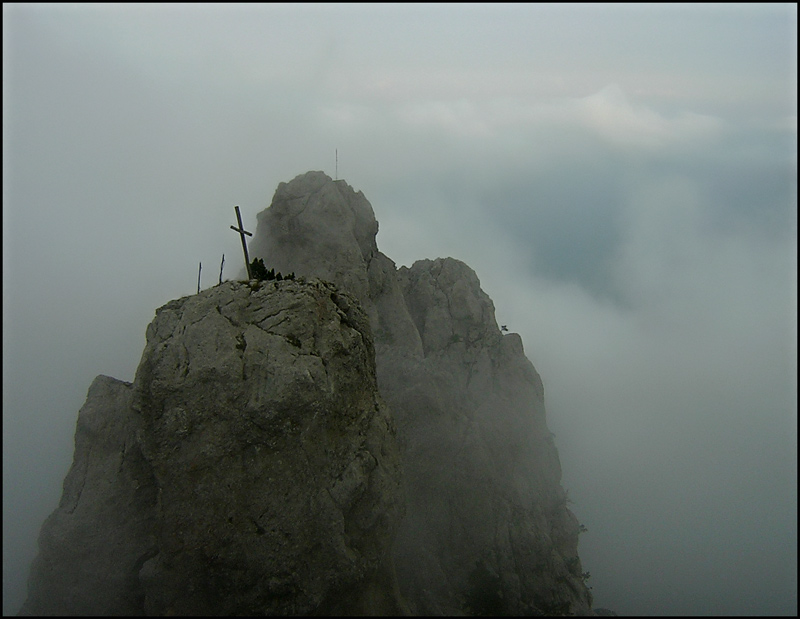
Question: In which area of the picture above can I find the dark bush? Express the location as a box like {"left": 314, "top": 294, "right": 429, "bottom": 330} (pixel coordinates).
{"left": 250, "top": 257, "right": 269, "bottom": 280}
{"left": 249, "top": 258, "right": 296, "bottom": 283}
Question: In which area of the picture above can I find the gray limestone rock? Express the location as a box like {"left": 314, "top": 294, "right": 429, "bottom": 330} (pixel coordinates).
{"left": 248, "top": 171, "right": 594, "bottom": 615}
{"left": 19, "top": 375, "right": 156, "bottom": 616}
{"left": 247, "top": 171, "right": 378, "bottom": 308}
{"left": 21, "top": 279, "right": 405, "bottom": 616}
{"left": 384, "top": 258, "right": 590, "bottom": 616}
{"left": 132, "top": 279, "right": 405, "bottom": 616}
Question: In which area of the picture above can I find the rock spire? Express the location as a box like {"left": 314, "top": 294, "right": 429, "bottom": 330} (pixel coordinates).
{"left": 21, "top": 171, "right": 594, "bottom": 616}
{"left": 249, "top": 171, "right": 593, "bottom": 615}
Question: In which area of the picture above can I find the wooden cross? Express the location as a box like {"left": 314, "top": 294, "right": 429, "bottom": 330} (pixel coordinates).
{"left": 230, "top": 205, "right": 253, "bottom": 280}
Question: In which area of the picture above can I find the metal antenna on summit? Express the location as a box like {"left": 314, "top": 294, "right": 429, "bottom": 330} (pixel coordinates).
{"left": 230, "top": 206, "right": 253, "bottom": 280}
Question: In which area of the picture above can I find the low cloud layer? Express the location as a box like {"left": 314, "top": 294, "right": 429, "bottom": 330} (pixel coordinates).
{"left": 4, "top": 4, "right": 796, "bottom": 615}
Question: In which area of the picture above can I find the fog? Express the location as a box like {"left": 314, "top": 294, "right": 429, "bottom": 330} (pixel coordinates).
{"left": 3, "top": 4, "right": 796, "bottom": 615}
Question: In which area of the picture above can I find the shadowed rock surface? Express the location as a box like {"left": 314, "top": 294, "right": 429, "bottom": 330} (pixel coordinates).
{"left": 20, "top": 279, "right": 405, "bottom": 616}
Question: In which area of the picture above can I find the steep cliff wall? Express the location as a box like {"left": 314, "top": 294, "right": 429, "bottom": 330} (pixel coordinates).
{"left": 249, "top": 171, "right": 594, "bottom": 615}
{"left": 21, "top": 279, "right": 405, "bottom": 616}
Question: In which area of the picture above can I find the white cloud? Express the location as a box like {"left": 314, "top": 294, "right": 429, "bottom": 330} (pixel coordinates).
{"left": 3, "top": 5, "right": 795, "bottom": 616}
{"left": 319, "top": 83, "right": 725, "bottom": 159}
{"left": 573, "top": 84, "right": 724, "bottom": 149}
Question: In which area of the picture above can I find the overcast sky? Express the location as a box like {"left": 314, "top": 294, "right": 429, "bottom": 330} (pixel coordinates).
{"left": 3, "top": 3, "right": 796, "bottom": 616}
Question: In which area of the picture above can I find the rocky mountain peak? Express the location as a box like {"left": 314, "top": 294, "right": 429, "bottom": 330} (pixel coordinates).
{"left": 248, "top": 171, "right": 378, "bottom": 305}
{"left": 21, "top": 279, "right": 406, "bottom": 616}
{"left": 22, "top": 172, "right": 594, "bottom": 616}
{"left": 246, "top": 173, "right": 593, "bottom": 615}
{"left": 398, "top": 257, "right": 500, "bottom": 355}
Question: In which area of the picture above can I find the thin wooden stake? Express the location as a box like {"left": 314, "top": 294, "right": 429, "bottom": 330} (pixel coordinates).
{"left": 219, "top": 253, "right": 225, "bottom": 285}
{"left": 197, "top": 262, "right": 202, "bottom": 294}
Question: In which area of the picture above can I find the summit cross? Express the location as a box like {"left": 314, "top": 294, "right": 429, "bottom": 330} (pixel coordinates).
{"left": 230, "top": 205, "right": 253, "bottom": 280}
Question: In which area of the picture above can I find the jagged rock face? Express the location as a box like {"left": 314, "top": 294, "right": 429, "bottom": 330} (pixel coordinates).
{"left": 250, "top": 171, "right": 594, "bottom": 615}
{"left": 21, "top": 279, "right": 405, "bottom": 616}
{"left": 133, "top": 279, "right": 404, "bottom": 616}
{"left": 387, "top": 258, "right": 586, "bottom": 616}
{"left": 19, "top": 375, "right": 156, "bottom": 616}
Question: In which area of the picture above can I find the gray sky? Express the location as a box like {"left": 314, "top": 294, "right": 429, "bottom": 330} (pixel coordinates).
{"left": 3, "top": 3, "right": 796, "bottom": 615}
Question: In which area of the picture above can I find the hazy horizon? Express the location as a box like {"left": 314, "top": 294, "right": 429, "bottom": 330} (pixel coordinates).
{"left": 4, "top": 3, "right": 796, "bottom": 615}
